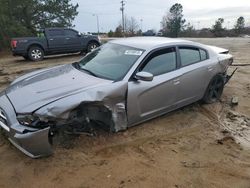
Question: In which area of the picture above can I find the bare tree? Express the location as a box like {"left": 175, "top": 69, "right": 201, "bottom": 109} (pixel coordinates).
{"left": 126, "top": 17, "right": 139, "bottom": 36}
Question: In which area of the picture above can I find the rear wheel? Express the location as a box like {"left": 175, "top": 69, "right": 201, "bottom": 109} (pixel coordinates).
{"left": 203, "top": 75, "right": 224, "bottom": 104}
{"left": 87, "top": 42, "right": 99, "bottom": 52}
{"left": 28, "top": 46, "right": 44, "bottom": 61}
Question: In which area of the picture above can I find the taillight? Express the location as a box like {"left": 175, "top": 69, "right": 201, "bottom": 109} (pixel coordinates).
{"left": 11, "top": 40, "right": 17, "bottom": 48}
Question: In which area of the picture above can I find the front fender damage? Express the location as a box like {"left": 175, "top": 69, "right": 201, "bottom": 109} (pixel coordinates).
{"left": 34, "top": 81, "right": 128, "bottom": 132}
{"left": 5, "top": 82, "right": 128, "bottom": 158}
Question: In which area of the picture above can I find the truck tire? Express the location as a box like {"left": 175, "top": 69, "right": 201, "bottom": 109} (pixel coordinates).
{"left": 202, "top": 74, "right": 224, "bottom": 104}
{"left": 87, "top": 41, "right": 99, "bottom": 52}
{"left": 28, "top": 46, "right": 44, "bottom": 61}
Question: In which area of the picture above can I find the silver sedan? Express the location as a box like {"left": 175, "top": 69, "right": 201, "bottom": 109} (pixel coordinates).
{"left": 0, "top": 37, "right": 234, "bottom": 158}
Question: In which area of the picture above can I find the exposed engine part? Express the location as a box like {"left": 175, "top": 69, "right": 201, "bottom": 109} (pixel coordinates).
{"left": 64, "top": 116, "right": 96, "bottom": 136}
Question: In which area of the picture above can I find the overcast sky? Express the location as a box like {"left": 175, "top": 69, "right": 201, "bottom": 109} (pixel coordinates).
{"left": 72, "top": 0, "right": 250, "bottom": 33}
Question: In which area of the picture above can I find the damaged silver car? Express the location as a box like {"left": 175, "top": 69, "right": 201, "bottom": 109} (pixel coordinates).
{"left": 0, "top": 37, "right": 234, "bottom": 158}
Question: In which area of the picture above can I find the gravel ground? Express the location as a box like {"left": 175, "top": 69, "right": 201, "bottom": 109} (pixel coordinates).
{"left": 0, "top": 38, "right": 250, "bottom": 188}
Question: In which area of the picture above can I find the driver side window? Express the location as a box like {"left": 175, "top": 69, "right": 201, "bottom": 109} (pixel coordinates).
{"left": 141, "top": 47, "right": 177, "bottom": 76}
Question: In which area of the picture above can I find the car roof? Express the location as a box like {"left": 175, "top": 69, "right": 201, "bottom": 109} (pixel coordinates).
{"left": 110, "top": 37, "right": 194, "bottom": 50}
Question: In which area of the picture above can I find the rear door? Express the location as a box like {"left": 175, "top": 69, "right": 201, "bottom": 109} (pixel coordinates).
{"left": 127, "top": 47, "right": 182, "bottom": 126}
{"left": 176, "top": 46, "right": 211, "bottom": 106}
{"left": 47, "top": 29, "right": 66, "bottom": 50}
{"left": 64, "top": 29, "right": 82, "bottom": 50}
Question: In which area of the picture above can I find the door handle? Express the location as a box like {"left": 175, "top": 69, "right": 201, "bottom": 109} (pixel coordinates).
{"left": 66, "top": 38, "right": 70, "bottom": 40}
{"left": 173, "top": 79, "right": 180, "bottom": 85}
{"left": 49, "top": 38, "right": 54, "bottom": 41}
{"left": 207, "top": 66, "right": 213, "bottom": 71}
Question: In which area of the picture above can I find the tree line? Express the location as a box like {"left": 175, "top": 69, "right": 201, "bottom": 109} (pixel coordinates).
{"left": 109, "top": 3, "right": 249, "bottom": 38}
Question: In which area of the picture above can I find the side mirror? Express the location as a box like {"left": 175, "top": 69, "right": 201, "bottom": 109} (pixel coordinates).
{"left": 135, "top": 71, "right": 153, "bottom": 81}
{"left": 77, "top": 32, "right": 82, "bottom": 37}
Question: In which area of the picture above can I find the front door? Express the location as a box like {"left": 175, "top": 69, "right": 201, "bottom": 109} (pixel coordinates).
{"left": 127, "top": 47, "right": 182, "bottom": 126}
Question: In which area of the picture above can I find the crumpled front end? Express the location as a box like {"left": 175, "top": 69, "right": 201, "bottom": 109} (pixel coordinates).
{"left": 0, "top": 93, "right": 53, "bottom": 158}
{"left": 0, "top": 81, "right": 128, "bottom": 158}
{"left": 34, "top": 81, "right": 129, "bottom": 132}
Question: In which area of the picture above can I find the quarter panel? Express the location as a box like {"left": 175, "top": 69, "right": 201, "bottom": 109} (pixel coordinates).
{"left": 177, "top": 57, "right": 218, "bottom": 105}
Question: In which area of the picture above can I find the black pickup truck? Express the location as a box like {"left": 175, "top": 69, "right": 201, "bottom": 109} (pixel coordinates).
{"left": 11, "top": 28, "right": 101, "bottom": 61}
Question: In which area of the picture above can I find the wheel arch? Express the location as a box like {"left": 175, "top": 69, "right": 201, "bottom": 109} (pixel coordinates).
{"left": 202, "top": 73, "right": 225, "bottom": 103}
{"left": 68, "top": 101, "right": 115, "bottom": 132}
{"left": 205, "top": 73, "right": 224, "bottom": 91}
{"left": 87, "top": 39, "right": 100, "bottom": 46}
{"left": 27, "top": 43, "right": 45, "bottom": 54}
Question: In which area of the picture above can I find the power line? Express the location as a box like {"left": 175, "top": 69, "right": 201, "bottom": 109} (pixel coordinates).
{"left": 79, "top": 11, "right": 120, "bottom": 16}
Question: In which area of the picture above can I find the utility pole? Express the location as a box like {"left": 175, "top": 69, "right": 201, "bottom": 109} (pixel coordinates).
{"left": 140, "top": 19, "right": 143, "bottom": 32}
{"left": 120, "top": 0, "right": 125, "bottom": 35}
{"left": 92, "top": 14, "right": 100, "bottom": 35}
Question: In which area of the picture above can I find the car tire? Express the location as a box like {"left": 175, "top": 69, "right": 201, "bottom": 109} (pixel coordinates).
{"left": 28, "top": 46, "right": 44, "bottom": 61}
{"left": 87, "top": 41, "right": 99, "bottom": 52}
{"left": 202, "top": 74, "right": 224, "bottom": 104}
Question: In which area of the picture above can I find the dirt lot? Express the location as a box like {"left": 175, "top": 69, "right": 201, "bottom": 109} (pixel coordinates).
{"left": 0, "top": 38, "right": 250, "bottom": 188}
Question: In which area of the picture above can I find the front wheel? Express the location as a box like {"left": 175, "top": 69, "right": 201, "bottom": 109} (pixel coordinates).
{"left": 202, "top": 75, "right": 224, "bottom": 104}
{"left": 87, "top": 42, "right": 99, "bottom": 52}
{"left": 28, "top": 46, "right": 44, "bottom": 61}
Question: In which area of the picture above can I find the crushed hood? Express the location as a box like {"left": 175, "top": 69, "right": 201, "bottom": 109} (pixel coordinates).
{"left": 6, "top": 64, "right": 111, "bottom": 113}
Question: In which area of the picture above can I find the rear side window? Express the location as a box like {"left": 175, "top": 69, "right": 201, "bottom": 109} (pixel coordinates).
{"left": 141, "top": 47, "right": 176, "bottom": 76}
{"left": 64, "top": 29, "right": 77, "bottom": 36}
{"left": 179, "top": 47, "right": 208, "bottom": 67}
{"left": 200, "top": 49, "right": 208, "bottom": 61}
{"left": 47, "top": 29, "right": 64, "bottom": 36}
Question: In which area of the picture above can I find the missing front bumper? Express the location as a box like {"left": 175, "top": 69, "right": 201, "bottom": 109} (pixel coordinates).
{"left": 5, "top": 127, "right": 53, "bottom": 158}
{"left": 0, "top": 94, "right": 53, "bottom": 158}
{"left": 0, "top": 125, "right": 53, "bottom": 158}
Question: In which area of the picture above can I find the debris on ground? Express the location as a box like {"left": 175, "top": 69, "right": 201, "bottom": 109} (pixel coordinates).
{"left": 231, "top": 96, "right": 239, "bottom": 105}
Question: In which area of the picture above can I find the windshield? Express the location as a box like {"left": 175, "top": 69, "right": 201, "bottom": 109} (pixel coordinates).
{"left": 77, "top": 43, "right": 144, "bottom": 80}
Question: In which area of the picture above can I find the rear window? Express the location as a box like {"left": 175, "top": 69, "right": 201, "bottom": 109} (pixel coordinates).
{"left": 200, "top": 49, "right": 208, "bottom": 61}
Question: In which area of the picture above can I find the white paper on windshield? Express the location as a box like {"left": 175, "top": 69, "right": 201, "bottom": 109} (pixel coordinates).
{"left": 124, "top": 50, "right": 143, "bottom": 56}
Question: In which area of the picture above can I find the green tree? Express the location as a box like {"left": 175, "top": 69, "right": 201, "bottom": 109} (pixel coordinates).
{"left": 181, "top": 22, "right": 196, "bottom": 37}
{"left": 0, "top": 0, "right": 78, "bottom": 50}
{"left": 161, "top": 3, "right": 186, "bottom": 37}
{"left": 114, "top": 25, "right": 123, "bottom": 37}
{"left": 211, "top": 18, "right": 225, "bottom": 37}
{"left": 136, "top": 29, "right": 142, "bottom": 36}
{"left": 107, "top": 30, "right": 114, "bottom": 37}
{"left": 234, "top": 16, "right": 245, "bottom": 34}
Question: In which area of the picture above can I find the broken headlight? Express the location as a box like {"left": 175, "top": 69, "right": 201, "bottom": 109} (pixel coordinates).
{"left": 17, "top": 114, "right": 40, "bottom": 126}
